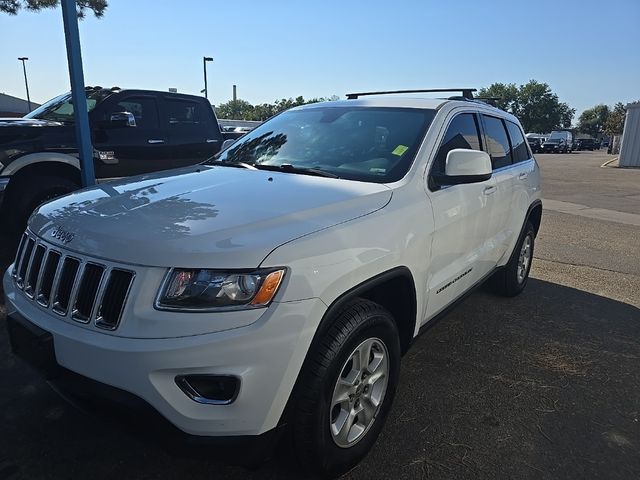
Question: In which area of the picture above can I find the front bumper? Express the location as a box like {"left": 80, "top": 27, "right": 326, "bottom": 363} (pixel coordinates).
{"left": 4, "top": 267, "right": 326, "bottom": 437}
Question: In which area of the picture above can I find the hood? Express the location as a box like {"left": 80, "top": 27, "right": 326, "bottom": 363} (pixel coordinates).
{"left": 0, "top": 117, "right": 64, "bottom": 127}
{"left": 29, "top": 165, "right": 393, "bottom": 268}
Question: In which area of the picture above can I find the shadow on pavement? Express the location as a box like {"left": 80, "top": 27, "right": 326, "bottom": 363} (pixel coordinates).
{"left": 0, "top": 275, "right": 639, "bottom": 479}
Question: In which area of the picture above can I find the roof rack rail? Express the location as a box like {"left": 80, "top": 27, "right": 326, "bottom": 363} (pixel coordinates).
{"left": 346, "top": 88, "right": 477, "bottom": 100}
{"left": 474, "top": 96, "right": 501, "bottom": 107}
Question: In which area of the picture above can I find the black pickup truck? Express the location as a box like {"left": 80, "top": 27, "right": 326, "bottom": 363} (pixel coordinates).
{"left": 0, "top": 87, "right": 237, "bottom": 231}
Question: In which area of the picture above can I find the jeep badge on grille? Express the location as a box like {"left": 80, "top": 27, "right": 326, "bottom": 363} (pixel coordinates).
{"left": 51, "top": 226, "right": 74, "bottom": 244}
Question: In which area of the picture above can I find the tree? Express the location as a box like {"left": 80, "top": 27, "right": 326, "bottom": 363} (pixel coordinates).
{"left": 477, "top": 83, "right": 519, "bottom": 114}
{"left": 479, "top": 80, "right": 575, "bottom": 133}
{"left": 517, "top": 80, "right": 574, "bottom": 133}
{"left": 0, "top": 0, "right": 107, "bottom": 17}
{"left": 604, "top": 102, "right": 627, "bottom": 136}
{"left": 577, "top": 104, "right": 610, "bottom": 138}
{"left": 215, "top": 95, "right": 338, "bottom": 120}
{"left": 214, "top": 99, "right": 256, "bottom": 121}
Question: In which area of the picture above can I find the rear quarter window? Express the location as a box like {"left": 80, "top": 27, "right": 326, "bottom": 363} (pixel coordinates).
{"left": 506, "top": 121, "right": 531, "bottom": 163}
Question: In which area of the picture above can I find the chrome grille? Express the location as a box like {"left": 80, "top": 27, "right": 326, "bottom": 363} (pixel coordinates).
{"left": 12, "top": 232, "right": 135, "bottom": 331}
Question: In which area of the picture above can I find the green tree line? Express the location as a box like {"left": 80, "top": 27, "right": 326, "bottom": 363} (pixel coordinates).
{"left": 215, "top": 95, "right": 340, "bottom": 121}
{"left": 577, "top": 102, "right": 628, "bottom": 137}
{"left": 477, "top": 80, "right": 575, "bottom": 133}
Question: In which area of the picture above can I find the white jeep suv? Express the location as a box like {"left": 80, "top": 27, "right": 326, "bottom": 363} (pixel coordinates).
{"left": 4, "top": 89, "right": 541, "bottom": 476}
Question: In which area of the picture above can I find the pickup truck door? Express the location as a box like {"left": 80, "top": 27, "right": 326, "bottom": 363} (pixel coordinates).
{"left": 425, "top": 112, "right": 497, "bottom": 319}
{"left": 92, "top": 94, "right": 172, "bottom": 178}
{"left": 163, "top": 97, "right": 223, "bottom": 165}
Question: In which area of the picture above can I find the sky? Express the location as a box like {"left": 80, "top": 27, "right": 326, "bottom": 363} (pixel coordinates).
{"left": 1, "top": 0, "right": 639, "bottom": 119}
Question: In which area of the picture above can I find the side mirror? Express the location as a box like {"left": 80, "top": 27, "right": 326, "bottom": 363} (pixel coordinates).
{"left": 221, "top": 139, "right": 237, "bottom": 151}
{"left": 434, "top": 149, "right": 492, "bottom": 186}
{"left": 108, "top": 111, "right": 136, "bottom": 128}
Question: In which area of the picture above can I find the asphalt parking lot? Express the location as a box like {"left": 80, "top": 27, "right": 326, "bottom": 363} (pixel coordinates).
{"left": 1, "top": 150, "right": 639, "bottom": 479}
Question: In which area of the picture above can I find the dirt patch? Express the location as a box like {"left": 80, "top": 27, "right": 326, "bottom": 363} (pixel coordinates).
{"left": 532, "top": 346, "right": 592, "bottom": 376}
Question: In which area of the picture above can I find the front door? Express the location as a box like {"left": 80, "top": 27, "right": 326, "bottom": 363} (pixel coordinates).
{"left": 425, "top": 112, "right": 498, "bottom": 319}
{"left": 92, "top": 94, "right": 171, "bottom": 178}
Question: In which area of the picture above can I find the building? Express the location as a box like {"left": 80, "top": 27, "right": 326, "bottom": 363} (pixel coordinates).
{"left": 0, "top": 92, "right": 40, "bottom": 117}
{"left": 619, "top": 102, "right": 640, "bottom": 168}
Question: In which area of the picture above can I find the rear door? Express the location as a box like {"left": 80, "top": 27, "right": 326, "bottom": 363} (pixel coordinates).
{"left": 480, "top": 114, "right": 516, "bottom": 264}
{"left": 164, "top": 97, "right": 223, "bottom": 166}
{"left": 504, "top": 120, "right": 537, "bottom": 257}
{"left": 425, "top": 112, "right": 497, "bottom": 318}
{"left": 92, "top": 94, "right": 172, "bottom": 178}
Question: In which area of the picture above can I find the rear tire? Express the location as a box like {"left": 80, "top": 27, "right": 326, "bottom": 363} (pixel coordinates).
{"left": 490, "top": 221, "right": 535, "bottom": 297}
{"left": 292, "top": 299, "right": 401, "bottom": 477}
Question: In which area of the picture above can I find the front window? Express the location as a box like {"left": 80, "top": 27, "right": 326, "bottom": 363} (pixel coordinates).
{"left": 25, "top": 90, "right": 113, "bottom": 123}
{"left": 208, "top": 106, "right": 435, "bottom": 183}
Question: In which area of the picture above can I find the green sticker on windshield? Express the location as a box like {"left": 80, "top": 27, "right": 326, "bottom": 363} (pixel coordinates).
{"left": 392, "top": 145, "right": 409, "bottom": 156}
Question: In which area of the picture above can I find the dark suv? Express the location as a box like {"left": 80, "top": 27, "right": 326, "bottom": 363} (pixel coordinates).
{"left": 526, "top": 136, "right": 544, "bottom": 153}
{"left": 574, "top": 138, "right": 596, "bottom": 151}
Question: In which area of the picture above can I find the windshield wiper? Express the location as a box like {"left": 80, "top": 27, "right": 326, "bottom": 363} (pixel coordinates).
{"left": 208, "top": 160, "right": 257, "bottom": 170}
{"left": 253, "top": 164, "right": 339, "bottom": 178}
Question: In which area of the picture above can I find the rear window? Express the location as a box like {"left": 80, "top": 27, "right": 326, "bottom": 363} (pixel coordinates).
{"left": 483, "top": 115, "right": 513, "bottom": 169}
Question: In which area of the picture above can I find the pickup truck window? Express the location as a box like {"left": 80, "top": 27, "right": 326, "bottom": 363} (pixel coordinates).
{"left": 25, "top": 90, "right": 113, "bottom": 123}
{"left": 210, "top": 106, "right": 435, "bottom": 183}
{"left": 112, "top": 97, "right": 159, "bottom": 129}
{"left": 167, "top": 99, "right": 204, "bottom": 128}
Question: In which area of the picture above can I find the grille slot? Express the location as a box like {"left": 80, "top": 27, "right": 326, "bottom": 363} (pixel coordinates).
{"left": 96, "top": 269, "right": 134, "bottom": 330}
{"left": 13, "top": 232, "right": 135, "bottom": 331}
{"left": 11, "top": 234, "right": 27, "bottom": 277}
{"left": 72, "top": 263, "right": 105, "bottom": 322}
{"left": 24, "top": 244, "right": 46, "bottom": 297}
{"left": 52, "top": 257, "right": 80, "bottom": 315}
{"left": 37, "top": 251, "right": 61, "bottom": 307}
{"left": 17, "top": 237, "right": 35, "bottom": 288}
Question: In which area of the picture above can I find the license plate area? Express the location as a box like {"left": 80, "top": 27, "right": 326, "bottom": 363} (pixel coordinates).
{"left": 6, "top": 313, "right": 61, "bottom": 379}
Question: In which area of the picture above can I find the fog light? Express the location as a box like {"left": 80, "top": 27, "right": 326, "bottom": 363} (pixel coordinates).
{"left": 176, "top": 375, "right": 239, "bottom": 405}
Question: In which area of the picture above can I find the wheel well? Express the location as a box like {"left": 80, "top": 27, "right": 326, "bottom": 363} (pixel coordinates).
{"left": 358, "top": 274, "right": 417, "bottom": 354}
{"left": 9, "top": 161, "right": 81, "bottom": 187}
{"left": 529, "top": 203, "right": 542, "bottom": 236}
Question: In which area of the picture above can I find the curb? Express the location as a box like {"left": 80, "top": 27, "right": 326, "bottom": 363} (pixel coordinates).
{"left": 600, "top": 157, "right": 618, "bottom": 168}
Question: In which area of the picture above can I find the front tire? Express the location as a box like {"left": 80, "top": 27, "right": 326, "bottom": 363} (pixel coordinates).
{"left": 5, "top": 175, "right": 79, "bottom": 232}
{"left": 292, "top": 299, "right": 401, "bottom": 477}
{"left": 490, "top": 221, "right": 535, "bottom": 297}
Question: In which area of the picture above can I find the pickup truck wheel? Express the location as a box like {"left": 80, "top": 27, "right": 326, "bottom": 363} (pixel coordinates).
{"left": 7, "top": 175, "right": 79, "bottom": 232}
{"left": 292, "top": 299, "right": 400, "bottom": 477}
{"left": 490, "top": 221, "right": 535, "bottom": 297}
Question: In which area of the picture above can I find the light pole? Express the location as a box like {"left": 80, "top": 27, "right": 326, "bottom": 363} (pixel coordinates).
{"left": 17, "top": 57, "right": 32, "bottom": 112}
{"left": 203, "top": 56, "right": 213, "bottom": 99}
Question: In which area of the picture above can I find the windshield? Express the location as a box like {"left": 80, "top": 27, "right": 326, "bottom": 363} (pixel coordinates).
{"left": 548, "top": 131, "right": 568, "bottom": 141}
{"left": 208, "top": 106, "right": 436, "bottom": 183}
{"left": 25, "top": 90, "right": 113, "bottom": 122}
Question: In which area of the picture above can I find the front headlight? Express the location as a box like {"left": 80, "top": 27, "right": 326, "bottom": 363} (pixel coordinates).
{"left": 156, "top": 268, "right": 285, "bottom": 311}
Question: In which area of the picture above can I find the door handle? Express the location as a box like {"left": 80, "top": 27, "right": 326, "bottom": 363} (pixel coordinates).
{"left": 147, "top": 139, "right": 165, "bottom": 144}
{"left": 483, "top": 185, "right": 497, "bottom": 195}
{"left": 518, "top": 172, "right": 528, "bottom": 180}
